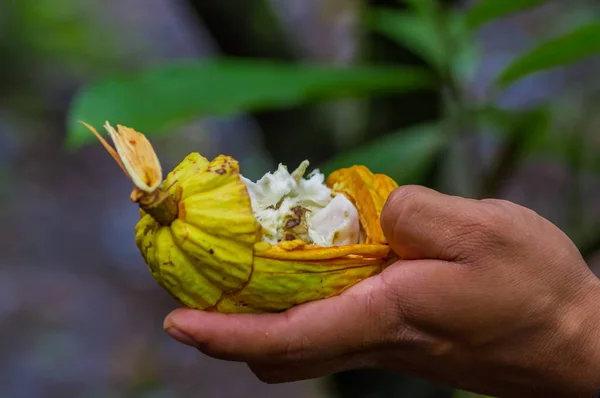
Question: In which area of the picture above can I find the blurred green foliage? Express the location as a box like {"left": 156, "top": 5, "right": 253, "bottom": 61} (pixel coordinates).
{"left": 58, "top": 1, "right": 600, "bottom": 397}
{"left": 68, "top": 1, "right": 600, "bottom": 198}
{"left": 497, "top": 21, "right": 600, "bottom": 87}
{"left": 66, "top": 59, "right": 436, "bottom": 148}
{"left": 2, "top": 1, "right": 599, "bottom": 398}
{"left": 464, "top": 0, "right": 546, "bottom": 30}
{"left": 66, "top": 0, "right": 600, "bottom": 179}
{"left": 364, "top": 5, "right": 478, "bottom": 85}
{"left": 66, "top": 0, "right": 600, "bottom": 286}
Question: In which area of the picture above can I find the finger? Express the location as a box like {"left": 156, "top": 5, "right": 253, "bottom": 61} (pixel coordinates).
{"left": 164, "top": 277, "right": 393, "bottom": 363}
{"left": 378, "top": 258, "right": 520, "bottom": 342}
{"left": 380, "top": 258, "right": 476, "bottom": 321}
{"left": 380, "top": 185, "right": 490, "bottom": 261}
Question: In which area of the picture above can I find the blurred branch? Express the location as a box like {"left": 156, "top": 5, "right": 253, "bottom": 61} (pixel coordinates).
{"left": 565, "top": 117, "right": 587, "bottom": 235}
{"left": 362, "top": 0, "right": 442, "bottom": 139}
{"left": 578, "top": 225, "right": 600, "bottom": 262}
{"left": 435, "top": 4, "right": 478, "bottom": 198}
{"left": 478, "top": 108, "right": 550, "bottom": 198}
{"left": 402, "top": 0, "right": 477, "bottom": 197}
{"left": 479, "top": 130, "right": 522, "bottom": 198}
{"left": 569, "top": 110, "right": 600, "bottom": 262}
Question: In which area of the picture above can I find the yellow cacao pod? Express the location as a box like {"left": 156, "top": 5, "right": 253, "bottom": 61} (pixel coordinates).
{"left": 84, "top": 121, "right": 398, "bottom": 313}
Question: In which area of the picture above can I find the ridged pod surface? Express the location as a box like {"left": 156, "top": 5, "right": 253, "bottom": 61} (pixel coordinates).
{"left": 85, "top": 122, "right": 399, "bottom": 314}
{"left": 135, "top": 153, "right": 398, "bottom": 313}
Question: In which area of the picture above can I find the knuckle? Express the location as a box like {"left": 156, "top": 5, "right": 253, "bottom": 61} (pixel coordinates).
{"left": 443, "top": 199, "right": 535, "bottom": 262}
{"left": 378, "top": 270, "right": 421, "bottom": 341}
{"left": 387, "top": 322, "right": 456, "bottom": 360}
{"left": 363, "top": 281, "right": 397, "bottom": 346}
{"left": 431, "top": 215, "right": 492, "bottom": 261}
{"left": 391, "top": 324, "right": 432, "bottom": 351}
{"left": 476, "top": 200, "right": 523, "bottom": 239}
{"left": 480, "top": 198, "right": 526, "bottom": 221}
{"left": 486, "top": 199, "right": 544, "bottom": 228}
{"left": 458, "top": 201, "right": 514, "bottom": 240}
{"left": 343, "top": 274, "right": 399, "bottom": 349}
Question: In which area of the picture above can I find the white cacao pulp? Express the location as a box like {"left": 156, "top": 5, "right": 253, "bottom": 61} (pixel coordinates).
{"left": 241, "top": 161, "right": 360, "bottom": 247}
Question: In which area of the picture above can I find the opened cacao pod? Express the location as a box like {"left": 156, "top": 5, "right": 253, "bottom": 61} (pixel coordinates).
{"left": 84, "top": 121, "right": 398, "bottom": 313}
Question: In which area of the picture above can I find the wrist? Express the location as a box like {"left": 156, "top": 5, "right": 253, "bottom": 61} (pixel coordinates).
{"left": 558, "top": 277, "right": 600, "bottom": 397}
{"left": 582, "top": 279, "right": 600, "bottom": 397}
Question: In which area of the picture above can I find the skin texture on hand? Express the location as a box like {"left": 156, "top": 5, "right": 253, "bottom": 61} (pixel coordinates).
{"left": 163, "top": 185, "right": 600, "bottom": 398}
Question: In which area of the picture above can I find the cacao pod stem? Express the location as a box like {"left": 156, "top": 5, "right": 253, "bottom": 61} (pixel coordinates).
{"left": 131, "top": 186, "right": 178, "bottom": 226}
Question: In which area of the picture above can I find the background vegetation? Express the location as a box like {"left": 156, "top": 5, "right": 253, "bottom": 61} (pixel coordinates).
{"left": 1, "top": 0, "right": 599, "bottom": 397}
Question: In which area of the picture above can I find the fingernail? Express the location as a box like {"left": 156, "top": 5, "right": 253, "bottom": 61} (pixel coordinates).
{"left": 164, "top": 326, "right": 197, "bottom": 347}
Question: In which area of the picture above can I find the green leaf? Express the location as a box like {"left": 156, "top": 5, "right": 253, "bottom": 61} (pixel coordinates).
{"left": 496, "top": 22, "right": 600, "bottom": 88}
{"left": 476, "top": 106, "right": 600, "bottom": 175}
{"left": 365, "top": 7, "right": 479, "bottom": 84}
{"left": 319, "top": 122, "right": 446, "bottom": 186}
{"left": 365, "top": 8, "right": 446, "bottom": 71}
{"left": 66, "top": 58, "right": 436, "bottom": 150}
{"left": 466, "top": 0, "right": 546, "bottom": 30}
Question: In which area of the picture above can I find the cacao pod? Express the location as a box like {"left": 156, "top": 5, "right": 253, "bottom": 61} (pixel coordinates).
{"left": 84, "top": 121, "right": 398, "bottom": 313}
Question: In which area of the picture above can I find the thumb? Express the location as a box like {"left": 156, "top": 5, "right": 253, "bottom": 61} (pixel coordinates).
{"left": 381, "top": 185, "right": 481, "bottom": 261}
{"left": 163, "top": 276, "right": 391, "bottom": 363}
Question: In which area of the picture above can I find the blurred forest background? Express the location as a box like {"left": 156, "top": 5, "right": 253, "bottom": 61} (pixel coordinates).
{"left": 1, "top": 0, "right": 600, "bottom": 397}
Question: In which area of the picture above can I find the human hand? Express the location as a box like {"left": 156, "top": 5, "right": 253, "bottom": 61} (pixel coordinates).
{"left": 163, "top": 186, "right": 600, "bottom": 397}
